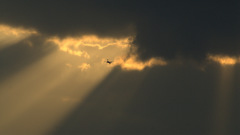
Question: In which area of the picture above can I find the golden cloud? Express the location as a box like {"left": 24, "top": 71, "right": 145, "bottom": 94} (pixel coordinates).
{"left": 78, "top": 63, "right": 91, "bottom": 71}
{"left": 208, "top": 54, "right": 237, "bottom": 65}
{"left": 111, "top": 55, "right": 167, "bottom": 71}
{"left": 0, "top": 24, "right": 37, "bottom": 48}
{"left": 47, "top": 35, "right": 132, "bottom": 57}
{"left": 47, "top": 35, "right": 167, "bottom": 71}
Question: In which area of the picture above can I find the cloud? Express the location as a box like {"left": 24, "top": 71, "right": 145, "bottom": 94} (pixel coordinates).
{"left": 111, "top": 55, "right": 167, "bottom": 71}
{"left": 0, "top": 1, "right": 135, "bottom": 37}
{"left": 48, "top": 34, "right": 166, "bottom": 71}
{"left": 208, "top": 55, "right": 238, "bottom": 65}
{"left": 78, "top": 63, "right": 91, "bottom": 71}
{"left": 0, "top": 1, "right": 240, "bottom": 63}
{"left": 132, "top": 1, "right": 240, "bottom": 62}
{"left": 0, "top": 24, "right": 37, "bottom": 49}
{"left": 47, "top": 35, "right": 132, "bottom": 58}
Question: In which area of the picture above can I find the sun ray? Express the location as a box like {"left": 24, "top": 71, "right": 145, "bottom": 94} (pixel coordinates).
{"left": 213, "top": 65, "right": 235, "bottom": 135}
{"left": 0, "top": 32, "right": 168, "bottom": 134}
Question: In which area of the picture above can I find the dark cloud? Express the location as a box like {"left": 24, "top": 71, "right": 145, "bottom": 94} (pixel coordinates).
{"left": 0, "top": 0, "right": 240, "bottom": 61}
{"left": 1, "top": 1, "right": 240, "bottom": 134}
{"left": 0, "top": 0, "right": 136, "bottom": 37}
{"left": 133, "top": 1, "right": 240, "bottom": 61}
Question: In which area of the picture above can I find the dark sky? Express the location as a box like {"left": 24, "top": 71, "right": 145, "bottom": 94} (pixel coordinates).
{"left": 0, "top": 1, "right": 240, "bottom": 135}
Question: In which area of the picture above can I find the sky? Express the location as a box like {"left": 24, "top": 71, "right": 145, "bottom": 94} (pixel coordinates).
{"left": 0, "top": 1, "right": 240, "bottom": 135}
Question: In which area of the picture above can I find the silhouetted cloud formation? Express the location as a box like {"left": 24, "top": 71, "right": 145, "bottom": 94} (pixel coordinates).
{"left": 133, "top": 1, "right": 240, "bottom": 61}
{"left": 0, "top": 0, "right": 135, "bottom": 37}
{"left": 0, "top": 0, "right": 240, "bottom": 60}
{"left": 0, "top": 0, "right": 240, "bottom": 61}
{"left": 1, "top": 2, "right": 240, "bottom": 134}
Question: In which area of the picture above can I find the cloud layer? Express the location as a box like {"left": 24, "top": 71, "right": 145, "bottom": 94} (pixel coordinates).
{"left": 0, "top": 0, "right": 240, "bottom": 62}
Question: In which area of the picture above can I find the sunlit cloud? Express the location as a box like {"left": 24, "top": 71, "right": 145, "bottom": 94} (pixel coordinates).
{"left": 47, "top": 35, "right": 132, "bottom": 58}
{"left": 78, "top": 63, "right": 91, "bottom": 71}
{"left": 111, "top": 55, "right": 167, "bottom": 71}
{"left": 208, "top": 54, "right": 237, "bottom": 65}
{"left": 0, "top": 24, "right": 37, "bottom": 49}
{"left": 0, "top": 30, "right": 169, "bottom": 134}
{"left": 47, "top": 35, "right": 167, "bottom": 71}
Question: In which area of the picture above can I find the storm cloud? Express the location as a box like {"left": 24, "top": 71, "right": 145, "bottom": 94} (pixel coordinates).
{"left": 0, "top": 0, "right": 240, "bottom": 61}
{"left": 1, "top": 1, "right": 240, "bottom": 134}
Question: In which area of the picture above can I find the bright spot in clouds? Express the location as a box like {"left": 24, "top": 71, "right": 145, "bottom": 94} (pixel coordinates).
{"left": 47, "top": 35, "right": 131, "bottom": 58}
{"left": 48, "top": 35, "right": 167, "bottom": 71}
{"left": 0, "top": 23, "right": 167, "bottom": 72}
{"left": 112, "top": 55, "right": 167, "bottom": 71}
{"left": 2, "top": 23, "right": 237, "bottom": 135}
{"left": 208, "top": 54, "right": 237, "bottom": 65}
{"left": 0, "top": 24, "right": 37, "bottom": 49}
{"left": 78, "top": 63, "right": 91, "bottom": 71}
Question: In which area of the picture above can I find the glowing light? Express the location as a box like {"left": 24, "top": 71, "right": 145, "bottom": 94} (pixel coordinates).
{"left": 0, "top": 50, "right": 113, "bottom": 135}
{"left": 0, "top": 24, "right": 37, "bottom": 49}
{"left": 0, "top": 25, "right": 168, "bottom": 135}
{"left": 78, "top": 63, "right": 91, "bottom": 71}
{"left": 47, "top": 35, "right": 132, "bottom": 57}
{"left": 47, "top": 35, "right": 166, "bottom": 71}
{"left": 213, "top": 65, "right": 235, "bottom": 135}
{"left": 208, "top": 55, "right": 237, "bottom": 65}
{"left": 111, "top": 55, "right": 167, "bottom": 71}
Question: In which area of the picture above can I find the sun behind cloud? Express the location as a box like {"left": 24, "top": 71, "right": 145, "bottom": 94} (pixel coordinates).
{"left": 0, "top": 24, "right": 37, "bottom": 49}
{"left": 47, "top": 35, "right": 131, "bottom": 57}
{"left": 208, "top": 54, "right": 237, "bottom": 65}
{"left": 48, "top": 35, "right": 167, "bottom": 71}
{"left": 111, "top": 55, "right": 167, "bottom": 71}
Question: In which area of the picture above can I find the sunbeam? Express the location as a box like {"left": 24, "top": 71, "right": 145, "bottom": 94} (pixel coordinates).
{"left": 213, "top": 65, "right": 235, "bottom": 135}
{"left": 1, "top": 1, "right": 240, "bottom": 134}
{"left": 0, "top": 32, "right": 144, "bottom": 135}
{"left": 0, "top": 49, "right": 116, "bottom": 135}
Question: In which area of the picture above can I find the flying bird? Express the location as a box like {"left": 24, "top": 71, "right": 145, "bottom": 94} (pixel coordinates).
{"left": 105, "top": 59, "right": 113, "bottom": 64}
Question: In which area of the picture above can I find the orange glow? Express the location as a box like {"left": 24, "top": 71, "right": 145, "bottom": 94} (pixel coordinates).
{"left": 48, "top": 35, "right": 167, "bottom": 71}
{"left": 47, "top": 35, "right": 132, "bottom": 57}
{"left": 0, "top": 24, "right": 168, "bottom": 135}
{"left": 0, "top": 50, "right": 113, "bottom": 135}
{"left": 213, "top": 65, "right": 235, "bottom": 134}
{"left": 111, "top": 55, "right": 167, "bottom": 71}
{"left": 0, "top": 24, "right": 37, "bottom": 49}
{"left": 0, "top": 24, "right": 37, "bottom": 36}
{"left": 208, "top": 55, "right": 237, "bottom": 65}
{"left": 78, "top": 63, "right": 91, "bottom": 71}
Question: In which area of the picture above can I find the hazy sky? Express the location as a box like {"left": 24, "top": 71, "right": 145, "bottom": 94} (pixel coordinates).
{"left": 0, "top": 1, "right": 240, "bottom": 135}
